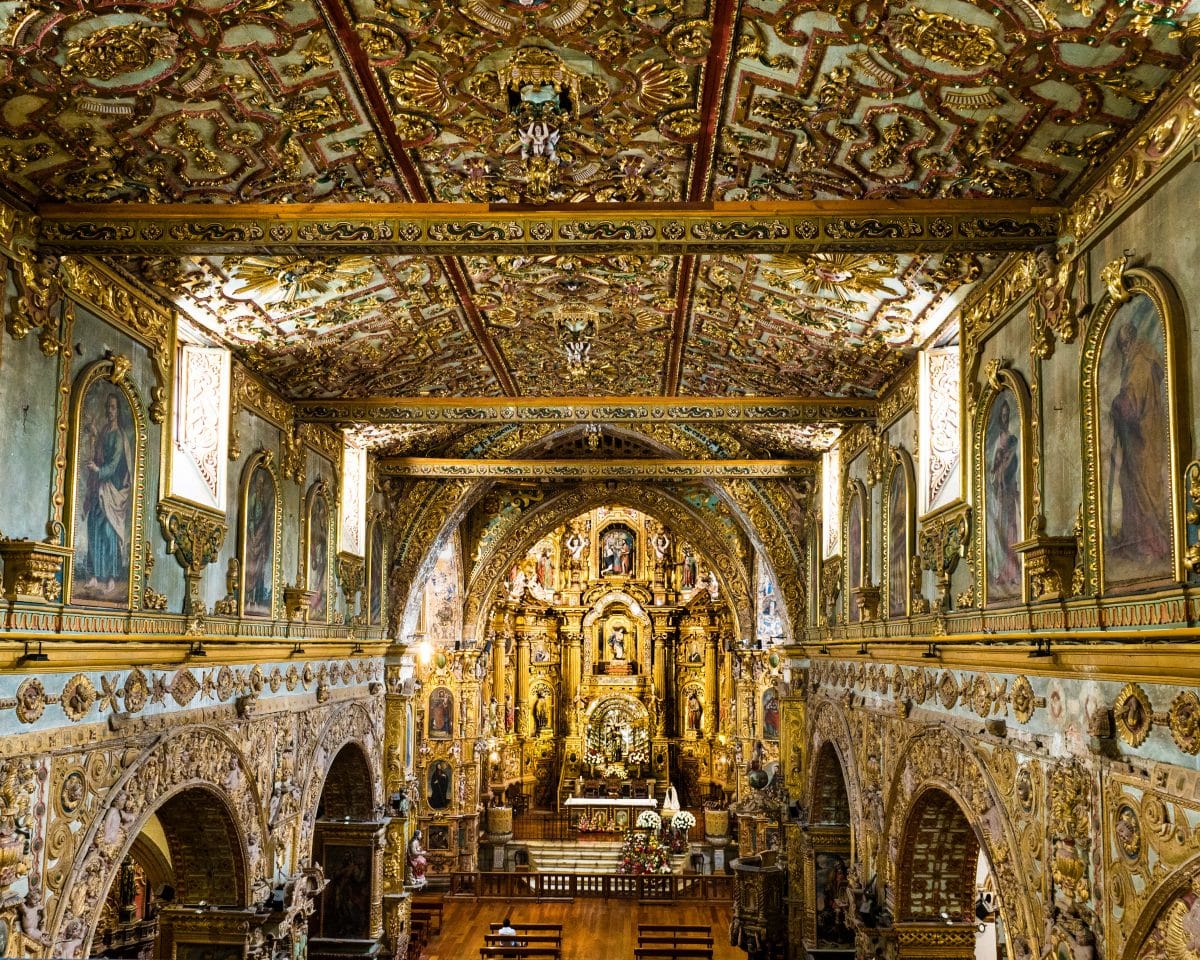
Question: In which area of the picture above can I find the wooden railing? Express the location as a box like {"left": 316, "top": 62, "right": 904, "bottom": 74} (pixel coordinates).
{"left": 449, "top": 871, "right": 734, "bottom": 902}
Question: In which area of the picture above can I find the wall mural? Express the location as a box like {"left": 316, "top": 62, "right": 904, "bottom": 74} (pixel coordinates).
{"left": 240, "top": 461, "right": 277, "bottom": 618}
{"left": 71, "top": 378, "right": 137, "bottom": 607}
{"left": 984, "top": 389, "right": 1023, "bottom": 603}
{"left": 1098, "top": 292, "right": 1172, "bottom": 588}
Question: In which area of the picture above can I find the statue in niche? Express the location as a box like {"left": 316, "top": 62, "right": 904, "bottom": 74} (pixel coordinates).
{"left": 608, "top": 624, "right": 628, "bottom": 660}
{"left": 680, "top": 546, "right": 698, "bottom": 589}
{"left": 532, "top": 690, "right": 550, "bottom": 736}
{"left": 408, "top": 830, "right": 428, "bottom": 889}
{"left": 687, "top": 690, "right": 703, "bottom": 734}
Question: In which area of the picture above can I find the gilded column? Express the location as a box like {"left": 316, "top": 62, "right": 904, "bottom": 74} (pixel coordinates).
{"left": 382, "top": 658, "right": 413, "bottom": 959}
{"left": 515, "top": 630, "right": 530, "bottom": 737}
{"left": 563, "top": 626, "right": 582, "bottom": 734}
{"left": 704, "top": 631, "right": 719, "bottom": 737}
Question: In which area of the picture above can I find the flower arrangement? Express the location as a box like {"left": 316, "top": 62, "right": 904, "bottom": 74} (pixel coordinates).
{"left": 618, "top": 830, "right": 671, "bottom": 875}
{"left": 672, "top": 811, "right": 696, "bottom": 831}
{"left": 626, "top": 748, "right": 648, "bottom": 765}
{"left": 636, "top": 810, "right": 661, "bottom": 830}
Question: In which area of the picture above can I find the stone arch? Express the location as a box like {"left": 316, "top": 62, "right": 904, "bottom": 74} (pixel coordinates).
{"left": 1119, "top": 855, "right": 1200, "bottom": 960}
{"left": 298, "top": 701, "right": 384, "bottom": 858}
{"left": 881, "top": 725, "right": 1038, "bottom": 956}
{"left": 461, "top": 482, "right": 756, "bottom": 643}
{"left": 387, "top": 422, "right": 811, "bottom": 646}
{"left": 896, "top": 786, "right": 980, "bottom": 921}
{"left": 50, "top": 726, "right": 266, "bottom": 957}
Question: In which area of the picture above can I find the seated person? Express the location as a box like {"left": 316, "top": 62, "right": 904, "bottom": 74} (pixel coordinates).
{"left": 498, "top": 916, "right": 519, "bottom": 947}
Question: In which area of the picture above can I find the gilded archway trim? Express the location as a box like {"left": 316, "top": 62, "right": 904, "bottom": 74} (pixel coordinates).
{"left": 808, "top": 697, "right": 865, "bottom": 837}
{"left": 49, "top": 725, "right": 266, "bottom": 956}
{"left": 1118, "top": 853, "right": 1200, "bottom": 960}
{"left": 880, "top": 724, "right": 1038, "bottom": 956}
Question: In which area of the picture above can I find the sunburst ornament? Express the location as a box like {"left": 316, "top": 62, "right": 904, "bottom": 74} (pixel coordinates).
{"left": 229, "top": 256, "right": 374, "bottom": 304}
{"left": 765, "top": 254, "right": 901, "bottom": 302}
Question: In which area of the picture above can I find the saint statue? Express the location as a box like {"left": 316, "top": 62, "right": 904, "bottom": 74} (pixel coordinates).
{"left": 687, "top": 691, "right": 703, "bottom": 734}
{"left": 408, "top": 830, "right": 428, "bottom": 889}
{"left": 532, "top": 690, "right": 550, "bottom": 737}
{"left": 608, "top": 624, "right": 627, "bottom": 660}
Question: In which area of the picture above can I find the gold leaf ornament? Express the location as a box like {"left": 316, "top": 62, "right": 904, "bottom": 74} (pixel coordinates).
{"left": 64, "top": 23, "right": 177, "bottom": 81}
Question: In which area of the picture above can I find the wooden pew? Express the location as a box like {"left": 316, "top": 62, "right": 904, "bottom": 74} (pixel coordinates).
{"left": 633, "top": 950, "right": 713, "bottom": 960}
{"left": 480, "top": 949, "right": 561, "bottom": 960}
{"left": 490, "top": 922, "right": 565, "bottom": 931}
{"left": 638, "top": 935, "right": 715, "bottom": 948}
{"left": 638, "top": 925, "right": 711, "bottom": 935}
{"left": 411, "top": 902, "right": 444, "bottom": 934}
{"left": 485, "top": 935, "right": 563, "bottom": 948}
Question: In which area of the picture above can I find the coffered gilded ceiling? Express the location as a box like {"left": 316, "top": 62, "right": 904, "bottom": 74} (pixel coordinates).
{"left": 3, "top": 0, "right": 1197, "bottom": 444}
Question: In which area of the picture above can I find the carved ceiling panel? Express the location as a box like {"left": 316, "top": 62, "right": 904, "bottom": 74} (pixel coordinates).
{"left": 0, "top": 0, "right": 398, "bottom": 203}
{"left": 134, "top": 254, "right": 501, "bottom": 398}
{"left": 466, "top": 253, "right": 676, "bottom": 394}
{"left": 680, "top": 251, "right": 987, "bottom": 396}
{"left": 717, "top": 0, "right": 1190, "bottom": 201}
{"left": 725, "top": 423, "right": 843, "bottom": 457}
{"left": 354, "top": 0, "right": 709, "bottom": 203}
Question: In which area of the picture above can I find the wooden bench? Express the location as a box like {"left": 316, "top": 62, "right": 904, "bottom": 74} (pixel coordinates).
{"left": 489, "top": 923, "right": 564, "bottom": 933}
{"left": 639, "top": 936, "right": 715, "bottom": 948}
{"left": 480, "top": 949, "right": 561, "bottom": 960}
{"left": 411, "top": 902, "right": 444, "bottom": 933}
{"left": 638, "top": 925, "right": 711, "bottom": 935}
{"left": 485, "top": 935, "right": 563, "bottom": 948}
{"left": 633, "top": 950, "right": 713, "bottom": 960}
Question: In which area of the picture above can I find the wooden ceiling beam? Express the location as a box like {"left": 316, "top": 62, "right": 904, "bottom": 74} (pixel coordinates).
{"left": 297, "top": 395, "right": 876, "bottom": 424}
{"left": 375, "top": 457, "right": 818, "bottom": 479}
{"left": 37, "top": 199, "right": 1061, "bottom": 255}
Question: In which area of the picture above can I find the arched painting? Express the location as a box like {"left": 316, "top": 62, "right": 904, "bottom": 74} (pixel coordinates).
{"left": 1098, "top": 292, "right": 1173, "bottom": 588}
{"left": 240, "top": 461, "right": 277, "bottom": 618}
{"left": 984, "top": 389, "right": 1023, "bottom": 603}
{"left": 762, "top": 689, "right": 779, "bottom": 741}
{"left": 887, "top": 464, "right": 909, "bottom": 618}
{"left": 71, "top": 377, "right": 138, "bottom": 606}
{"left": 428, "top": 687, "right": 453, "bottom": 738}
{"left": 368, "top": 523, "right": 384, "bottom": 626}
{"left": 428, "top": 760, "right": 452, "bottom": 810}
{"left": 306, "top": 484, "right": 330, "bottom": 621}
{"left": 599, "top": 524, "right": 636, "bottom": 577}
{"left": 847, "top": 491, "right": 862, "bottom": 623}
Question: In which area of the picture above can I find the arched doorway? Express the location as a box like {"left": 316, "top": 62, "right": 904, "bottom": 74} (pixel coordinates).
{"left": 89, "top": 786, "right": 247, "bottom": 958}
{"left": 808, "top": 742, "right": 854, "bottom": 950}
{"left": 310, "top": 743, "right": 383, "bottom": 947}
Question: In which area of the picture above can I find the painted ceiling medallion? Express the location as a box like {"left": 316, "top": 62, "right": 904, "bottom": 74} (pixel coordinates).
{"left": 229, "top": 256, "right": 375, "bottom": 305}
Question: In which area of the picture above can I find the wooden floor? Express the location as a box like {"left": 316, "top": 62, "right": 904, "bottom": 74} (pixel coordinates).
{"left": 420, "top": 898, "right": 738, "bottom": 960}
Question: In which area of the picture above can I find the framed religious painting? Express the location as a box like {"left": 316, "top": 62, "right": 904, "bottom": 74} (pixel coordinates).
{"left": 66, "top": 358, "right": 147, "bottom": 609}
{"left": 843, "top": 481, "right": 867, "bottom": 623}
{"left": 973, "top": 371, "right": 1032, "bottom": 607}
{"left": 238, "top": 452, "right": 281, "bottom": 618}
{"left": 884, "top": 450, "right": 916, "bottom": 619}
{"left": 598, "top": 523, "right": 636, "bottom": 577}
{"left": 1081, "top": 264, "right": 1184, "bottom": 593}
{"left": 303, "top": 480, "right": 332, "bottom": 622}
{"left": 428, "top": 687, "right": 454, "bottom": 739}
{"left": 366, "top": 520, "right": 386, "bottom": 626}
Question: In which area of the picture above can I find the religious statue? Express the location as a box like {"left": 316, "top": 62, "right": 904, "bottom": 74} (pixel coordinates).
{"left": 504, "top": 694, "right": 514, "bottom": 733}
{"left": 565, "top": 525, "right": 588, "bottom": 565}
{"left": 408, "top": 830, "right": 428, "bottom": 889}
{"left": 681, "top": 547, "right": 698, "bottom": 589}
{"left": 687, "top": 691, "right": 703, "bottom": 734}
{"left": 488, "top": 696, "right": 500, "bottom": 734}
{"left": 608, "top": 624, "right": 628, "bottom": 660}
{"left": 652, "top": 530, "right": 670, "bottom": 561}
{"left": 532, "top": 690, "right": 550, "bottom": 737}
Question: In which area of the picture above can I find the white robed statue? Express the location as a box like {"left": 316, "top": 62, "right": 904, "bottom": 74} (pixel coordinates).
{"left": 662, "top": 784, "right": 680, "bottom": 819}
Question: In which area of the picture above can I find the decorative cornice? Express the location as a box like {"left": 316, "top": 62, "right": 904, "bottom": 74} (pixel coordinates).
{"left": 36, "top": 199, "right": 1062, "bottom": 255}
{"left": 375, "top": 458, "right": 818, "bottom": 479}
{"left": 298, "top": 395, "right": 876, "bottom": 425}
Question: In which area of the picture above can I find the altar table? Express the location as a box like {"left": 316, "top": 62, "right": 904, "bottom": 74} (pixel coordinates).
{"left": 564, "top": 796, "right": 657, "bottom": 832}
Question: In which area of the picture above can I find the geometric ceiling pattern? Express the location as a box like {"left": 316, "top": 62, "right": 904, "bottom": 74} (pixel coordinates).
{"left": 1, "top": 0, "right": 1194, "bottom": 457}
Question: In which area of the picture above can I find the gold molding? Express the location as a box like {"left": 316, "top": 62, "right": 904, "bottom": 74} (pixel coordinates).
{"left": 37, "top": 198, "right": 1063, "bottom": 255}
{"left": 300, "top": 395, "right": 876, "bottom": 425}
{"left": 156, "top": 497, "right": 228, "bottom": 619}
{"left": 376, "top": 457, "right": 817, "bottom": 478}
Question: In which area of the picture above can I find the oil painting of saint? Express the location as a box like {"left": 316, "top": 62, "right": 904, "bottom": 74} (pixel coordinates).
{"left": 368, "top": 524, "right": 384, "bottom": 626}
{"left": 1099, "top": 294, "right": 1172, "bottom": 586}
{"left": 242, "top": 464, "right": 275, "bottom": 618}
{"left": 72, "top": 381, "right": 136, "bottom": 606}
{"left": 985, "top": 392, "right": 1022, "bottom": 602}
{"left": 599, "top": 525, "right": 635, "bottom": 576}
{"left": 848, "top": 495, "right": 862, "bottom": 622}
{"left": 762, "top": 689, "right": 779, "bottom": 741}
{"left": 307, "top": 489, "right": 329, "bottom": 620}
{"left": 428, "top": 760, "right": 452, "bottom": 809}
{"left": 428, "top": 687, "right": 453, "bottom": 738}
{"left": 887, "top": 468, "right": 908, "bottom": 618}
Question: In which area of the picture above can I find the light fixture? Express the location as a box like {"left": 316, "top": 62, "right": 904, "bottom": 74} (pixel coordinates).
{"left": 350, "top": 642, "right": 364, "bottom": 655}
{"left": 291, "top": 642, "right": 305, "bottom": 656}
{"left": 18, "top": 641, "right": 48, "bottom": 664}
{"left": 416, "top": 639, "right": 434, "bottom": 664}
{"left": 188, "top": 640, "right": 207, "bottom": 658}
